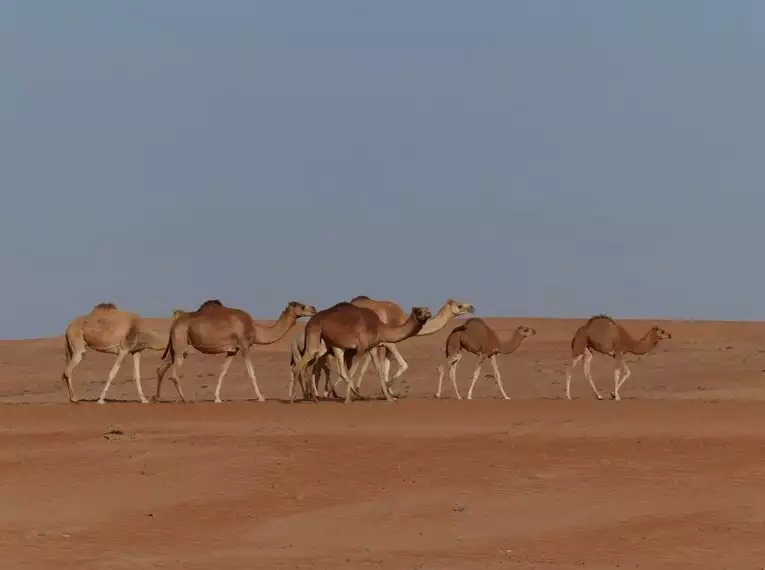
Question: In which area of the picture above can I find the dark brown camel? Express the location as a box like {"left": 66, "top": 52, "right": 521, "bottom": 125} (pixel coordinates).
{"left": 435, "top": 318, "right": 536, "bottom": 400}
{"left": 291, "top": 302, "right": 431, "bottom": 403}
{"left": 564, "top": 314, "right": 671, "bottom": 401}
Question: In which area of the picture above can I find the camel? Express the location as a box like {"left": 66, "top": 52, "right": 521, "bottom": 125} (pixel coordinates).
{"left": 564, "top": 314, "right": 671, "bottom": 401}
{"left": 61, "top": 302, "right": 171, "bottom": 404}
{"left": 291, "top": 302, "right": 432, "bottom": 403}
{"left": 435, "top": 319, "right": 536, "bottom": 400}
{"left": 154, "top": 299, "right": 316, "bottom": 403}
{"left": 288, "top": 298, "right": 474, "bottom": 402}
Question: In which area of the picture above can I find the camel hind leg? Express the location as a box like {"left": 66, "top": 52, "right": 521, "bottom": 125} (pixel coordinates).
{"left": 564, "top": 354, "right": 583, "bottom": 400}
{"left": 612, "top": 356, "right": 631, "bottom": 401}
{"left": 466, "top": 354, "right": 487, "bottom": 400}
{"left": 132, "top": 352, "right": 149, "bottom": 404}
{"left": 582, "top": 348, "right": 603, "bottom": 400}
{"left": 240, "top": 343, "right": 266, "bottom": 403}
{"left": 487, "top": 355, "right": 510, "bottom": 400}
{"left": 213, "top": 354, "right": 236, "bottom": 403}
{"left": 97, "top": 348, "right": 129, "bottom": 404}
{"left": 62, "top": 333, "right": 85, "bottom": 403}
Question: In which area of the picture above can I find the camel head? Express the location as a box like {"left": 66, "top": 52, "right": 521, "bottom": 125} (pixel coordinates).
{"left": 650, "top": 325, "right": 671, "bottom": 341}
{"left": 171, "top": 308, "right": 188, "bottom": 320}
{"left": 410, "top": 306, "right": 433, "bottom": 323}
{"left": 285, "top": 301, "right": 317, "bottom": 319}
{"left": 515, "top": 325, "right": 536, "bottom": 338}
{"left": 445, "top": 299, "right": 475, "bottom": 317}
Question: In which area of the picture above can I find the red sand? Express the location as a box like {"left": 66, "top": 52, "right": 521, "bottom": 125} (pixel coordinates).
{"left": 2, "top": 316, "right": 765, "bottom": 568}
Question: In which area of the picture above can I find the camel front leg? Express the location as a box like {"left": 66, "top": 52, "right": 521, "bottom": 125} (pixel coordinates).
{"left": 385, "top": 342, "right": 409, "bottom": 380}
{"left": 241, "top": 346, "right": 266, "bottom": 403}
{"left": 612, "top": 358, "right": 631, "bottom": 401}
{"left": 448, "top": 353, "right": 463, "bottom": 399}
{"left": 369, "top": 349, "right": 395, "bottom": 402}
{"left": 564, "top": 354, "right": 583, "bottom": 400}
{"left": 132, "top": 352, "right": 149, "bottom": 404}
{"left": 214, "top": 355, "right": 235, "bottom": 403}
{"left": 488, "top": 355, "right": 510, "bottom": 400}
{"left": 331, "top": 347, "right": 358, "bottom": 404}
{"left": 582, "top": 348, "right": 603, "bottom": 400}
{"left": 98, "top": 348, "right": 129, "bottom": 404}
{"left": 466, "top": 355, "right": 487, "bottom": 400}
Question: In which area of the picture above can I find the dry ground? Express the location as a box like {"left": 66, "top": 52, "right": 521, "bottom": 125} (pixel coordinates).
{"left": 2, "top": 316, "right": 765, "bottom": 569}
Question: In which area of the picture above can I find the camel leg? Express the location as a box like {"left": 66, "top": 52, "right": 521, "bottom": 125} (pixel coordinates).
{"left": 436, "top": 352, "right": 459, "bottom": 398}
{"left": 166, "top": 351, "right": 188, "bottom": 403}
{"left": 371, "top": 349, "right": 395, "bottom": 402}
{"left": 612, "top": 357, "right": 631, "bottom": 401}
{"left": 448, "top": 353, "right": 463, "bottom": 399}
{"left": 466, "top": 355, "right": 487, "bottom": 400}
{"left": 62, "top": 347, "right": 85, "bottom": 403}
{"left": 611, "top": 366, "right": 622, "bottom": 401}
{"left": 488, "top": 355, "right": 510, "bottom": 400}
{"left": 241, "top": 346, "right": 266, "bottom": 403}
{"left": 352, "top": 352, "right": 373, "bottom": 393}
{"left": 331, "top": 348, "right": 358, "bottom": 404}
{"left": 213, "top": 355, "right": 235, "bottom": 403}
{"left": 582, "top": 348, "right": 603, "bottom": 400}
{"left": 132, "top": 353, "right": 149, "bottom": 404}
{"left": 436, "top": 364, "right": 445, "bottom": 398}
{"left": 380, "top": 352, "right": 403, "bottom": 398}
{"left": 387, "top": 343, "right": 408, "bottom": 380}
{"left": 98, "top": 348, "right": 129, "bottom": 404}
{"left": 154, "top": 357, "right": 173, "bottom": 403}
{"left": 564, "top": 354, "right": 583, "bottom": 400}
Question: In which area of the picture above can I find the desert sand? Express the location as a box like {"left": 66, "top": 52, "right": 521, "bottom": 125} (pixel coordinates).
{"left": 2, "top": 316, "right": 765, "bottom": 569}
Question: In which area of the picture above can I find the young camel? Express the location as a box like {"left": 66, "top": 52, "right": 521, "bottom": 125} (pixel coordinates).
{"left": 61, "top": 302, "right": 171, "bottom": 404}
{"left": 154, "top": 299, "right": 316, "bottom": 403}
{"left": 290, "top": 297, "right": 475, "bottom": 401}
{"left": 291, "top": 302, "right": 432, "bottom": 403}
{"left": 435, "top": 319, "right": 536, "bottom": 400}
{"left": 564, "top": 314, "right": 671, "bottom": 401}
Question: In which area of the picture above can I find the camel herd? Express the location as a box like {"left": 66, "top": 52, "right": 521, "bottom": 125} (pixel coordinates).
{"left": 60, "top": 297, "right": 672, "bottom": 404}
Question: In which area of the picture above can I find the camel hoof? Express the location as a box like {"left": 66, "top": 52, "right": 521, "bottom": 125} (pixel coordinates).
{"left": 140, "top": 399, "right": 149, "bottom": 404}
{"left": 257, "top": 398, "right": 266, "bottom": 403}
{"left": 214, "top": 399, "right": 223, "bottom": 404}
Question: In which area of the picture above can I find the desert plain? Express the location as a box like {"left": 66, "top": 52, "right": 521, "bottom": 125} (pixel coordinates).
{"left": 2, "top": 316, "right": 765, "bottom": 569}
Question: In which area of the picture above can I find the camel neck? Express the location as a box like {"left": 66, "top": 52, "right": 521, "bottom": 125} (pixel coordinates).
{"left": 627, "top": 331, "right": 659, "bottom": 355}
{"left": 250, "top": 311, "right": 296, "bottom": 345}
{"left": 380, "top": 315, "right": 425, "bottom": 344}
{"left": 416, "top": 304, "right": 454, "bottom": 336}
{"left": 499, "top": 332, "right": 525, "bottom": 355}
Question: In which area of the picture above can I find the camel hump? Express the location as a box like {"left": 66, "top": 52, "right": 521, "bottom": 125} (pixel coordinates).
{"left": 350, "top": 295, "right": 371, "bottom": 302}
{"left": 198, "top": 299, "right": 224, "bottom": 310}
{"left": 586, "top": 314, "right": 616, "bottom": 325}
{"left": 93, "top": 302, "right": 118, "bottom": 311}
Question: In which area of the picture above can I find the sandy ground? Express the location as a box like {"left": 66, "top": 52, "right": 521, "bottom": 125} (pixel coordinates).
{"left": 2, "top": 316, "right": 765, "bottom": 569}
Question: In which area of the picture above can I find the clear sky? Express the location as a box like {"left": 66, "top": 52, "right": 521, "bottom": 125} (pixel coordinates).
{"left": 2, "top": 1, "right": 764, "bottom": 339}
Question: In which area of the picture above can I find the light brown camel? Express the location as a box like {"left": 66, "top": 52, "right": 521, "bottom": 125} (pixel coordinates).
{"left": 288, "top": 298, "right": 474, "bottom": 402}
{"left": 564, "top": 314, "right": 671, "bottom": 401}
{"left": 291, "top": 302, "right": 432, "bottom": 403}
{"left": 435, "top": 319, "right": 536, "bottom": 400}
{"left": 62, "top": 302, "right": 171, "bottom": 404}
{"left": 154, "top": 299, "right": 316, "bottom": 403}
{"left": 349, "top": 296, "right": 475, "bottom": 396}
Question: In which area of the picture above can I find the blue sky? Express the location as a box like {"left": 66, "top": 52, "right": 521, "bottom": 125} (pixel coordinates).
{"left": 2, "top": 1, "right": 764, "bottom": 338}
